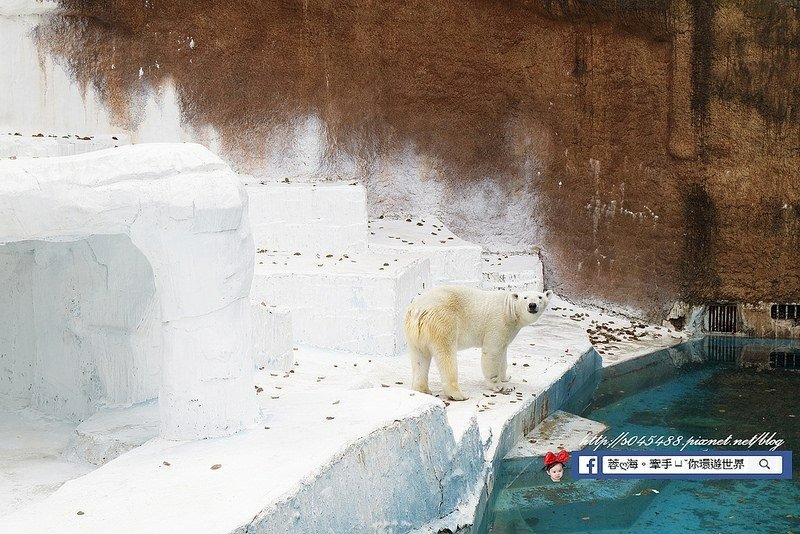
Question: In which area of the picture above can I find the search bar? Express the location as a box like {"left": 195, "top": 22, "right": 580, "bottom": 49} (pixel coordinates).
{"left": 602, "top": 455, "right": 784, "bottom": 475}
{"left": 573, "top": 451, "right": 793, "bottom": 479}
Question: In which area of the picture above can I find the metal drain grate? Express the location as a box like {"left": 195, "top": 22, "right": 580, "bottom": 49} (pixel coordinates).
{"left": 771, "top": 304, "right": 799, "bottom": 321}
{"left": 770, "top": 351, "right": 800, "bottom": 370}
{"left": 707, "top": 304, "right": 737, "bottom": 333}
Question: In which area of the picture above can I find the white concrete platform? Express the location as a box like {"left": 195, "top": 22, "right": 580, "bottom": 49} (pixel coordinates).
{"left": 250, "top": 250, "right": 429, "bottom": 356}
{"left": 0, "top": 297, "right": 593, "bottom": 533}
{"left": 0, "top": 389, "right": 481, "bottom": 534}
{"left": 0, "top": 133, "right": 128, "bottom": 159}
{"left": 547, "top": 299, "right": 690, "bottom": 367}
{"left": 368, "top": 216, "right": 482, "bottom": 286}
{"left": 504, "top": 410, "right": 608, "bottom": 460}
{"left": 247, "top": 182, "right": 368, "bottom": 254}
{"left": 0, "top": 296, "right": 690, "bottom": 533}
{"left": 0, "top": 408, "right": 93, "bottom": 518}
{"left": 481, "top": 251, "right": 544, "bottom": 292}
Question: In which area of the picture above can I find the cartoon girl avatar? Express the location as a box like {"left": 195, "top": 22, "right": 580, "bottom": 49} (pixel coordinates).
{"left": 543, "top": 450, "right": 570, "bottom": 482}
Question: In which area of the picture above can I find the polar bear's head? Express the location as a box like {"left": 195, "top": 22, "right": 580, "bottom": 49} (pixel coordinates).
{"left": 511, "top": 289, "right": 554, "bottom": 326}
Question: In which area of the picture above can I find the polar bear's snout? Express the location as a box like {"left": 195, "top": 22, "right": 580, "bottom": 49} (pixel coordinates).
{"left": 528, "top": 302, "right": 538, "bottom": 313}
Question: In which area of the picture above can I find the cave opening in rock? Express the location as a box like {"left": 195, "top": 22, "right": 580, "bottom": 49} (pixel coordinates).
{"left": 0, "top": 234, "right": 162, "bottom": 421}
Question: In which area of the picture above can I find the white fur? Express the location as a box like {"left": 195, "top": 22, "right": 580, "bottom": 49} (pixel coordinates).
{"left": 404, "top": 286, "right": 553, "bottom": 400}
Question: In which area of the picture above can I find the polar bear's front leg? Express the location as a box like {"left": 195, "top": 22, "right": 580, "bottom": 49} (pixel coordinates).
{"left": 499, "top": 348, "right": 511, "bottom": 382}
{"left": 482, "top": 346, "right": 513, "bottom": 393}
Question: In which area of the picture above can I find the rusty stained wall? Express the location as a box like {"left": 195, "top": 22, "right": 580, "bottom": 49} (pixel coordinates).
{"left": 740, "top": 303, "right": 800, "bottom": 338}
{"left": 37, "top": 0, "right": 800, "bottom": 320}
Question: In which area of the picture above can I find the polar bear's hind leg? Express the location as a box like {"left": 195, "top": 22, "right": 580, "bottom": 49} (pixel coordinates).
{"left": 432, "top": 341, "right": 468, "bottom": 401}
{"left": 409, "top": 343, "right": 433, "bottom": 395}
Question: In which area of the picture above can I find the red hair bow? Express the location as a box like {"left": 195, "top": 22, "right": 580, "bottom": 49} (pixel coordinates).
{"left": 544, "top": 450, "right": 570, "bottom": 466}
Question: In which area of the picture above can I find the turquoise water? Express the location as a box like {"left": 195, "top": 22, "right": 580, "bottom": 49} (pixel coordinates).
{"left": 483, "top": 337, "right": 800, "bottom": 533}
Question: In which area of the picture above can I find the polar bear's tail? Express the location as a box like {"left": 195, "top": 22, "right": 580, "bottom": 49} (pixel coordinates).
{"left": 404, "top": 299, "right": 458, "bottom": 348}
{"left": 404, "top": 305, "right": 426, "bottom": 346}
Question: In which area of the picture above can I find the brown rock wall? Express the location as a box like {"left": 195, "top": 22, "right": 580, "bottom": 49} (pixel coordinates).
{"left": 36, "top": 0, "right": 800, "bottom": 320}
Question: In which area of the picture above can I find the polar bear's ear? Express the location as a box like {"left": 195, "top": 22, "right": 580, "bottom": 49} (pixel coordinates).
{"left": 511, "top": 293, "right": 519, "bottom": 299}
{"left": 545, "top": 290, "right": 554, "bottom": 299}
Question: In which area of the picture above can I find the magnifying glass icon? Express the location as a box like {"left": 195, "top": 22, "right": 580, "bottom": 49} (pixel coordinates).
{"left": 759, "top": 459, "right": 770, "bottom": 469}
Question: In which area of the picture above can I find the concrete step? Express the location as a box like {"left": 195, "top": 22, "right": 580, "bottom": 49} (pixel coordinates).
{"left": 493, "top": 409, "right": 659, "bottom": 530}
{"left": 489, "top": 476, "right": 666, "bottom": 532}
{"left": 62, "top": 401, "right": 159, "bottom": 466}
{"left": 368, "top": 216, "right": 481, "bottom": 286}
{"left": 250, "top": 250, "right": 429, "bottom": 356}
{"left": 481, "top": 251, "right": 543, "bottom": 292}
{"left": 492, "top": 475, "right": 655, "bottom": 511}
{"left": 0, "top": 133, "right": 129, "bottom": 159}
{"left": 246, "top": 182, "right": 368, "bottom": 254}
{"left": 250, "top": 302, "right": 294, "bottom": 372}
{"left": 504, "top": 410, "right": 608, "bottom": 460}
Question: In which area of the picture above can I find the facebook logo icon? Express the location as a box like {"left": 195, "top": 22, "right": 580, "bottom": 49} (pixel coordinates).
{"left": 578, "top": 455, "right": 599, "bottom": 475}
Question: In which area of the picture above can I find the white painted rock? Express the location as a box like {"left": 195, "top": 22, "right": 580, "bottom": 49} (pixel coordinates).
{"left": 0, "top": 143, "right": 257, "bottom": 440}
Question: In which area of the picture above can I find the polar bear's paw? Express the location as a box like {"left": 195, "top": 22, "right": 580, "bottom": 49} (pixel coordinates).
{"left": 489, "top": 383, "right": 515, "bottom": 395}
{"left": 412, "top": 383, "right": 432, "bottom": 395}
{"left": 444, "top": 388, "right": 469, "bottom": 401}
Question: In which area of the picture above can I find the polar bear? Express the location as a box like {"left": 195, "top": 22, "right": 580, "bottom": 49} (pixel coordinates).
{"left": 404, "top": 286, "right": 553, "bottom": 400}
